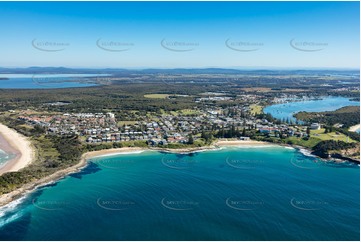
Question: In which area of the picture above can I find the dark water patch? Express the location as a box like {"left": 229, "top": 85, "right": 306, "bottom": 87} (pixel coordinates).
{"left": 68, "top": 162, "right": 101, "bottom": 179}
{"left": 157, "top": 151, "right": 199, "bottom": 157}
{"left": 36, "top": 181, "right": 59, "bottom": 190}
{"left": 175, "top": 152, "right": 198, "bottom": 158}
{"left": 0, "top": 212, "right": 32, "bottom": 240}
{"left": 161, "top": 154, "right": 200, "bottom": 170}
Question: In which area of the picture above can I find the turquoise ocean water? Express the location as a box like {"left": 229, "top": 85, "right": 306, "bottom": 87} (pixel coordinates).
{"left": 0, "top": 146, "right": 359, "bottom": 240}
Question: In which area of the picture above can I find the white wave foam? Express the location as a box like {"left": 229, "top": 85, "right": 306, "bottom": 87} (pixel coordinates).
{"left": 164, "top": 148, "right": 222, "bottom": 154}
{"left": 0, "top": 195, "right": 29, "bottom": 228}
{"left": 0, "top": 195, "right": 27, "bottom": 218}
{"left": 0, "top": 212, "right": 23, "bottom": 227}
{"left": 299, "top": 148, "right": 316, "bottom": 157}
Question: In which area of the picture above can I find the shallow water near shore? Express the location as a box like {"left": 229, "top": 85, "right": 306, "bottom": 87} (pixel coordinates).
{"left": 0, "top": 147, "right": 359, "bottom": 240}
{"left": 0, "top": 149, "right": 16, "bottom": 168}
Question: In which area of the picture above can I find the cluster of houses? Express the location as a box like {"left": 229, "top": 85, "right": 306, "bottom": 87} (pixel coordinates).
{"left": 17, "top": 112, "right": 190, "bottom": 144}
{"left": 16, "top": 104, "right": 322, "bottom": 145}
{"left": 18, "top": 112, "right": 117, "bottom": 136}
{"left": 257, "top": 121, "right": 321, "bottom": 138}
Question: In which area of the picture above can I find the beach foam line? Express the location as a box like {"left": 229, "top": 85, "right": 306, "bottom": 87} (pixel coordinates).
{"left": 299, "top": 148, "right": 316, "bottom": 157}
{"left": 0, "top": 211, "right": 24, "bottom": 228}
{"left": 0, "top": 194, "right": 27, "bottom": 220}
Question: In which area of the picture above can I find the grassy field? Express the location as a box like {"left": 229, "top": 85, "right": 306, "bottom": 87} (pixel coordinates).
{"left": 144, "top": 94, "right": 169, "bottom": 99}
{"left": 285, "top": 137, "right": 322, "bottom": 148}
{"left": 250, "top": 104, "right": 263, "bottom": 115}
{"left": 117, "top": 121, "right": 137, "bottom": 126}
{"left": 310, "top": 128, "right": 357, "bottom": 142}
{"left": 177, "top": 109, "right": 202, "bottom": 115}
{"left": 34, "top": 135, "right": 60, "bottom": 160}
{"left": 285, "top": 128, "right": 357, "bottom": 148}
{"left": 18, "top": 124, "right": 34, "bottom": 131}
{"left": 161, "top": 109, "right": 202, "bottom": 116}
{"left": 242, "top": 87, "right": 272, "bottom": 92}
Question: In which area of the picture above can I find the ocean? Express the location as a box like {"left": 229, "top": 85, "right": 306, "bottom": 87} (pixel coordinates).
{"left": 0, "top": 146, "right": 359, "bottom": 240}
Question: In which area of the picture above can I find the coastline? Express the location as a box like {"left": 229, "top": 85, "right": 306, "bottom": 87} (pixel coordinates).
{"left": 0, "top": 147, "right": 148, "bottom": 207}
{"left": 0, "top": 140, "right": 269, "bottom": 207}
{"left": 0, "top": 123, "right": 35, "bottom": 175}
{"left": 85, "top": 140, "right": 272, "bottom": 157}
{"left": 349, "top": 124, "right": 360, "bottom": 132}
{"left": 0, "top": 137, "right": 357, "bottom": 208}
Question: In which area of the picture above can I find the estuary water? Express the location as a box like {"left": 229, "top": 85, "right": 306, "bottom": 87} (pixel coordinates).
{"left": 0, "top": 146, "right": 359, "bottom": 240}
{"left": 264, "top": 96, "right": 360, "bottom": 123}
{"left": 0, "top": 74, "right": 104, "bottom": 89}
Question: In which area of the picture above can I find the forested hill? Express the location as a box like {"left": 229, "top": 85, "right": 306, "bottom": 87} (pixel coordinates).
{"left": 294, "top": 106, "right": 360, "bottom": 128}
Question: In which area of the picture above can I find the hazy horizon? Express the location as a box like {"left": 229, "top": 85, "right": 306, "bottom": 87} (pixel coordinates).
{"left": 0, "top": 66, "right": 360, "bottom": 71}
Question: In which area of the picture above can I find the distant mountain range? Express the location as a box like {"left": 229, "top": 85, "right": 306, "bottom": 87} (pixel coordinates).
{"left": 0, "top": 67, "right": 359, "bottom": 76}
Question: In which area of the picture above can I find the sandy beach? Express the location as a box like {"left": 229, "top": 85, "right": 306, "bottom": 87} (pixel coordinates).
{"left": 215, "top": 139, "right": 269, "bottom": 146}
{"left": 0, "top": 123, "right": 35, "bottom": 175}
{"left": 349, "top": 124, "right": 360, "bottom": 132}
{"left": 83, "top": 147, "right": 148, "bottom": 159}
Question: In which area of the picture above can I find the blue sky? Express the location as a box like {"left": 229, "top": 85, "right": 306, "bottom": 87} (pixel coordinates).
{"left": 0, "top": 1, "right": 359, "bottom": 69}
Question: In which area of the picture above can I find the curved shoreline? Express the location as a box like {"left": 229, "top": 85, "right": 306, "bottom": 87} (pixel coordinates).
{"left": 0, "top": 141, "right": 271, "bottom": 207}
{"left": 0, "top": 139, "right": 358, "bottom": 208}
{"left": 0, "top": 123, "right": 35, "bottom": 175}
{"left": 0, "top": 151, "right": 88, "bottom": 207}
{"left": 0, "top": 148, "right": 148, "bottom": 207}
